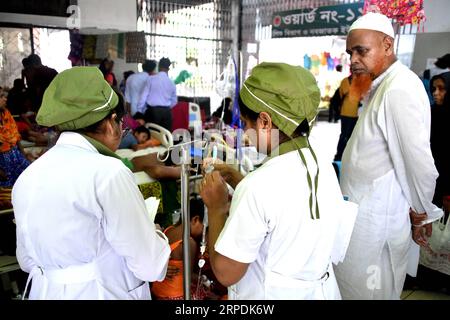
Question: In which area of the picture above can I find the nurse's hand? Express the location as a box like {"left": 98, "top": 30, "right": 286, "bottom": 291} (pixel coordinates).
{"left": 200, "top": 171, "right": 229, "bottom": 215}
{"left": 202, "top": 158, "right": 244, "bottom": 189}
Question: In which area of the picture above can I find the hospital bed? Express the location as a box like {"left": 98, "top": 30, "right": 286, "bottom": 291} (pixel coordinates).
{"left": 116, "top": 123, "right": 174, "bottom": 184}
{"left": 116, "top": 123, "right": 179, "bottom": 226}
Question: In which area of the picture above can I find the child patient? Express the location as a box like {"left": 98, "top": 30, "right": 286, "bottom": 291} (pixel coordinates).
{"left": 151, "top": 198, "right": 208, "bottom": 300}
{"left": 118, "top": 125, "right": 161, "bottom": 151}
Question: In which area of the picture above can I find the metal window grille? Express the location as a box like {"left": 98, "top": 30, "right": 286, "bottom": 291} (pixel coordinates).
{"left": 138, "top": 0, "right": 233, "bottom": 98}
{"left": 0, "top": 27, "right": 32, "bottom": 88}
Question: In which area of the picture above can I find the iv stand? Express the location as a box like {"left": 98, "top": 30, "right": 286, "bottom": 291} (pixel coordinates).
{"left": 157, "top": 136, "right": 214, "bottom": 300}
{"left": 159, "top": 139, "right": 205, "bottom": 300}
{"left": 179, "top": 145, "right": 191, "bottom": 300}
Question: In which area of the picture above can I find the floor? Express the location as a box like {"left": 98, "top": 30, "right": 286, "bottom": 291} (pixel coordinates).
{"left": 0, "top": 256, "right": 22, "bottom": 300}
{"left": 401, "top": 289, "right": 450, "bottom": 300}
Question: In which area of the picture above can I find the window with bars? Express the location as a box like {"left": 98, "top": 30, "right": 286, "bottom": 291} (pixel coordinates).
{"left": 0, "top": 26, "right": 71, "bottom": 89}
{"left": 137, "top": 0, "right": 234, "bottom": 103}
{"left": 0, "top": 27, "right": 32, "bottom": 88}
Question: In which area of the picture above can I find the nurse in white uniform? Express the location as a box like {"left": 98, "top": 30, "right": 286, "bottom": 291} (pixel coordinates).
{"left": 200, "top": 63, "right": 358, "bottom": 299}
{"left": 12, "top": 67, "right": 171, "bottom": 299}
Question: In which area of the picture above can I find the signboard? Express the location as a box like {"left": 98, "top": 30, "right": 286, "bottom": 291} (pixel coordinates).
{"left": 272, "top": 3, "right": 364, "bottom": 38}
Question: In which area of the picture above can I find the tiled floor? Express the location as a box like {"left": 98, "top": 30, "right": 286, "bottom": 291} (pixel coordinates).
{"left": 401, "top": 289, "right": 450, "bottom": 300}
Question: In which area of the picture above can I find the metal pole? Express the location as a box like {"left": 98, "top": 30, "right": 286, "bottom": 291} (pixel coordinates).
{"left": 394, "top": 21, "right": 401, "bottom": 56}
{"left": 237, "top": 50, "right": 243, "bottom": 173}
{"left": 29, "top": 27, "right": 34, "bottom": 55}
{"left": 180, "top": 145, "right": 191, "bottom": 300}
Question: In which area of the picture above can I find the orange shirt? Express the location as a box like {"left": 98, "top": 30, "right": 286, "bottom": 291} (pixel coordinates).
{"left": 0, "top": 109, "right": 21, "bottom": 152}
{"left": 339, "top": 77, "right": 359, "bottom": 118}
{"left": 151, "top": 226, "right": 211, "bottom": 300}
{"left": 151, "top": 239, "right": 185, "bottom": 299}
{"left": 146, "top": 137, "right": 161, "bottom": 147}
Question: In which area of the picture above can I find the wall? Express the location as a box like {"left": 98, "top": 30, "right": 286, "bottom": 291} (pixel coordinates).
{"left": 411, "top": 32, "right": 450, "bottom": 75}
{"left": 0, "top": 0, "right": 138, "bottom": 85}
{"left": 0, "top": 27, "right": 32, "bottom": 87}
{"left": 112, "top": 57, "right": 139, "bottom": 89}
{"left": 76, "top": 0, "right": 139, "bottom": 84}
{"left": 0, "top": 0, "right": 136, "bottom": 33}
{"left": 409, "top": 0, "right": 450, "bottom": 74}
{"left": 0, "top": 12, "right": 67, "bottom": 28}
{"left": 77, "top": 0, "right": 136, "bottom": 34}
{"left": 422, "top": 0, "right": 450, "bottom": 33}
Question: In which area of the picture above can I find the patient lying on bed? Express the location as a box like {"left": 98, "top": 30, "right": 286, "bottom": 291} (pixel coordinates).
{"left": 119, "top": 125, "right": 161, "bottom": 151}
{"left": 118, "top": 126, "right": 181, "bottom": 180}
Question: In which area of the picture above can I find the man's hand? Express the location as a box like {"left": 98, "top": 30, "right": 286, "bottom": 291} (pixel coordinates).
{"left": 412, "top": 224, "right": 432, "bottom": 247}
{"left": 409, "top": 208, "right": 427, "bottom": 226}
{"left": 409, "top": 208, "right": 432, "bottom": 247}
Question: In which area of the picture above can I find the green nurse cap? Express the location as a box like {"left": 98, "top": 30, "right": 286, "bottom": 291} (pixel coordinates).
{"left": 36, "top": 66, "right": 119, "bottom": 131}
{"left": 240, "top": 62, "right": 320, "bottom": 137}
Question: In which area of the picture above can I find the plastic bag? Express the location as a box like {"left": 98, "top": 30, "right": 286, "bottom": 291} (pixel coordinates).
{"left": 215, "top": 56, "right": 236, "bottom": 98}
{"left": 419, "top": 213, "right": 450, "bottom": 275}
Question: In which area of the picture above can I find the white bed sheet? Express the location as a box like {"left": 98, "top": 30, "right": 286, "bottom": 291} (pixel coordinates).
{"left": 115, "top": 146, "right": 168, "bottom": 160}
{"left": 116, "top": 147, "right": 169, "bottom": 185}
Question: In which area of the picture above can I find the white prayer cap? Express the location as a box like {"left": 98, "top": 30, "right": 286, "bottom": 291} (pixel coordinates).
{"left": 348, "top": 12, "right": 395, "bottom": 38}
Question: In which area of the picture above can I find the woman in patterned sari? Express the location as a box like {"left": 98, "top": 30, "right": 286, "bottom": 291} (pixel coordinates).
{"left": 0, "top": 89, "right": 30, "bottom": 187}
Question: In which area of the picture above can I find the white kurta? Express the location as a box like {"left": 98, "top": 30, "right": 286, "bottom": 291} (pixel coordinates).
{"left": 12, "top": 132, "right": 171, "bottom": 300}
{"left": 215, "top": 146, "right": 358, "bottom": 300}
{"left": 124, "top": 72, "right": 150, "bottom": 115}
{"left": 335, "top": 61, "right": 444, "bottom": 300}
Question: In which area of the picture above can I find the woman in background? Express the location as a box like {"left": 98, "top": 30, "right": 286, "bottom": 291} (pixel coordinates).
{"left": 429, "top": 72, "right": 450, "bottom": 211}
{"left": 99, "top": 58, "right": 117, "bottom": 87}
{"left": 0, "top": 89, "right": 30, "bottom": 187}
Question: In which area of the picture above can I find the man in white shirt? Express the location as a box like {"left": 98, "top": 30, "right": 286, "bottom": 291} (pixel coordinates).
{"left": 125, "top": 59, "right": 156, "bottom": 116}
{"left": 138, "top": 57, "right": 177, "bottom": 131}
{"left": 334, "top": 12, "right": 443, "bottom": 300}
